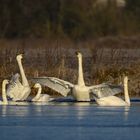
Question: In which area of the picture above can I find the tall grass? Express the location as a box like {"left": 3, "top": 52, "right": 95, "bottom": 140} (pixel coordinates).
{"left": 0, "top": 36, "right": 139, "bottom": 96}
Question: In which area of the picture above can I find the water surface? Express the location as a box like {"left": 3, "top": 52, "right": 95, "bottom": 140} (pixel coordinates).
{"left": 0, "top": 101, "right": 140, "bottom": 140}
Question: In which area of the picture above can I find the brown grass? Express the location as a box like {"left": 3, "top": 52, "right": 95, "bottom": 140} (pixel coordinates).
{"left": 0, "top": 36, "right": 139, "bottom": 97}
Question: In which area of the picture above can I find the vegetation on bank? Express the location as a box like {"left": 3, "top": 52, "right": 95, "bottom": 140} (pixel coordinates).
{"left": 0, "top": 37, "right": 139, "bottom": 96}
{"left": 0, "top": 0, "right": 139, "bottom": 97}
{"left": 0, "top": 0, "right": 140, "bottom": 40}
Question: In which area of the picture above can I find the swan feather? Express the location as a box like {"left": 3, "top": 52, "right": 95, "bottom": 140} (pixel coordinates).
{"left": 89, "top": 83, "right": 123, "bottom": 99}
{"left": 7, "top": 73, "right": 24, "bottom": 101}
{"left": 31, "top": 77, "right": 74, "bottom": 97}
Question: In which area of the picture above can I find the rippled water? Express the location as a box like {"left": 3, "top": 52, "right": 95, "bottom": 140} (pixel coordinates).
{"left": 0, "top": 100, "right": 140, "bottom": 140}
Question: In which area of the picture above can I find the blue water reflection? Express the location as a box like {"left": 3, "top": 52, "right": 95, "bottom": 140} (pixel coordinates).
{"left": 0, "top": 101, "right": 140, "bottom": 140}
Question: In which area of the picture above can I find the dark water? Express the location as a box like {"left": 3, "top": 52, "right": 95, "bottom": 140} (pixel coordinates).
{"left": 0, "top": 101, "right": 140, "bottom": 140}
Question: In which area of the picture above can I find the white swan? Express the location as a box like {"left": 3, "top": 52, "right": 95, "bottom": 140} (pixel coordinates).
{"left": 95, "top": 76, "right": 130, "bottom": 106}
{"left": 71, "top": 52, "right": 89, "bottom": 101}
{"left": 0, "top": 79, "right": 31, "bottom": 106}
{"left": 32, "top": 52, "right": 123, "bottom": 102}
{"left": 7, "top": 54, "right": 31, "bottom": 101}
{"left": 32, "top": 83, "right": 51, "bottom": 102}
{"left": 0, "top": 80, "right": 9, "bottom": 105}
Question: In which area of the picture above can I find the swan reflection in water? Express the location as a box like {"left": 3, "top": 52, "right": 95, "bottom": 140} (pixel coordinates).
{"left": 96, "top": 105, "right": 130, "bottom": 120}
{"left": 74, "top": 102, "right": 93, "bottom": 120}
{"left": 1, "top": 101, "right": 55, "bottom": 117}
{"left": 0, "top": 98, "right": 130, "bottom": 119}
{"left": 124, "top": 106, "right": 130, "bottom": 120}
{"left": 1, "top": 101, "right": 30, "bottom": 117}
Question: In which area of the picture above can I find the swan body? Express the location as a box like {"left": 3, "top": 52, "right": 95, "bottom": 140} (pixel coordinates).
{"left": 0, "top": 80, "right": 9, "bottom": 105}
{"left": 96, "top": 76, "right": 130, "bottom": 106}
{"left": 73, "top": 85, "right": 90, "bottom": 101}
{"left": 32, "top": 83, "right": 51, "bottom": 102}
{"left": 0, "top": 79, "right": 30, "bottom": 105}
{"left": 32, "top": 52, "right": 123, "bottom": 102}
{"left": 7, "top": 54, "right": 31, "bottom": 101}
{"left": 96, "top": 96, "right": 128, "bottom": 106}
{"left": 72, "top": 52, "right": 90, "bottom": 101}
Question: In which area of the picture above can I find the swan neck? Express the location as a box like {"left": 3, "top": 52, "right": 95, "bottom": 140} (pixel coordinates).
{"left": 78, "top": 55, "right": 85, "bottom": 86}
{"left": 37, "top": 87, "right": 42, "bottom": 96}
{"left": 33, "top": 86, "right": 42, "bottom": 101}
{"left": 2, "top": 82, "right": 8, "bottom": 104}
{"left": 17, "top": 58, "right": 29, "bottom": 86}
{"left": 124, "top": 77, "right": 130, "bottom": 106}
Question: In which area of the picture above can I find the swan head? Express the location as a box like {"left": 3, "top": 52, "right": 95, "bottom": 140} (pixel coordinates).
{"left": 34, "top": 83, "right": 41, "bottom": 89}
{"left": 3, "top": 79, "right": 9, "bottom": 85}
{"left": 16, "top": 54, "right": 23, "bottom": 61}
{"left": 75, "top": 51, "right": 82, "bottom": 58}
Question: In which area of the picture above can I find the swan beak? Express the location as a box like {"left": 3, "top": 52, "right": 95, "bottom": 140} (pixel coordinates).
{"left": 31, "top": 86, "right": 34, "bottom": 89}
{"left": 75, "top": 51, "right": 78, "bottom": 55}
{"left": 75, "top": 51, "right": 80, "bottom": 55}
{"left": 6, "top": 80, "right": 9, "bottom": 84}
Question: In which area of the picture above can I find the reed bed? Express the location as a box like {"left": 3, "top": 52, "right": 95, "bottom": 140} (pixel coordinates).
{"left": 0, "top": 36, "right": 140, "bottom": 97}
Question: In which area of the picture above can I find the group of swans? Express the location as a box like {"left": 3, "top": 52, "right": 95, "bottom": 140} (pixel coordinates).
{"left": 0, "top": 52, "right": 130, "bottom": 106}
{"left": 32, "top": 52, "right": 130, "bottom": 106}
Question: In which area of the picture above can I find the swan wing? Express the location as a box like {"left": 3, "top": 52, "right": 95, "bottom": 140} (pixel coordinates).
{"left": 89, "top": 83, "right": 123, "bottom": 99}
{"left": 7, "top": 73, "right": 24, "bottom": 101}
{"left": 31, "top": 77, "right": 74, "bottom": 97}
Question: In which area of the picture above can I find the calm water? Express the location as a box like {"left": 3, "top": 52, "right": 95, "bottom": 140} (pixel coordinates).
{"left": 0, "top": 100, "right": 140, "bottom": 140}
